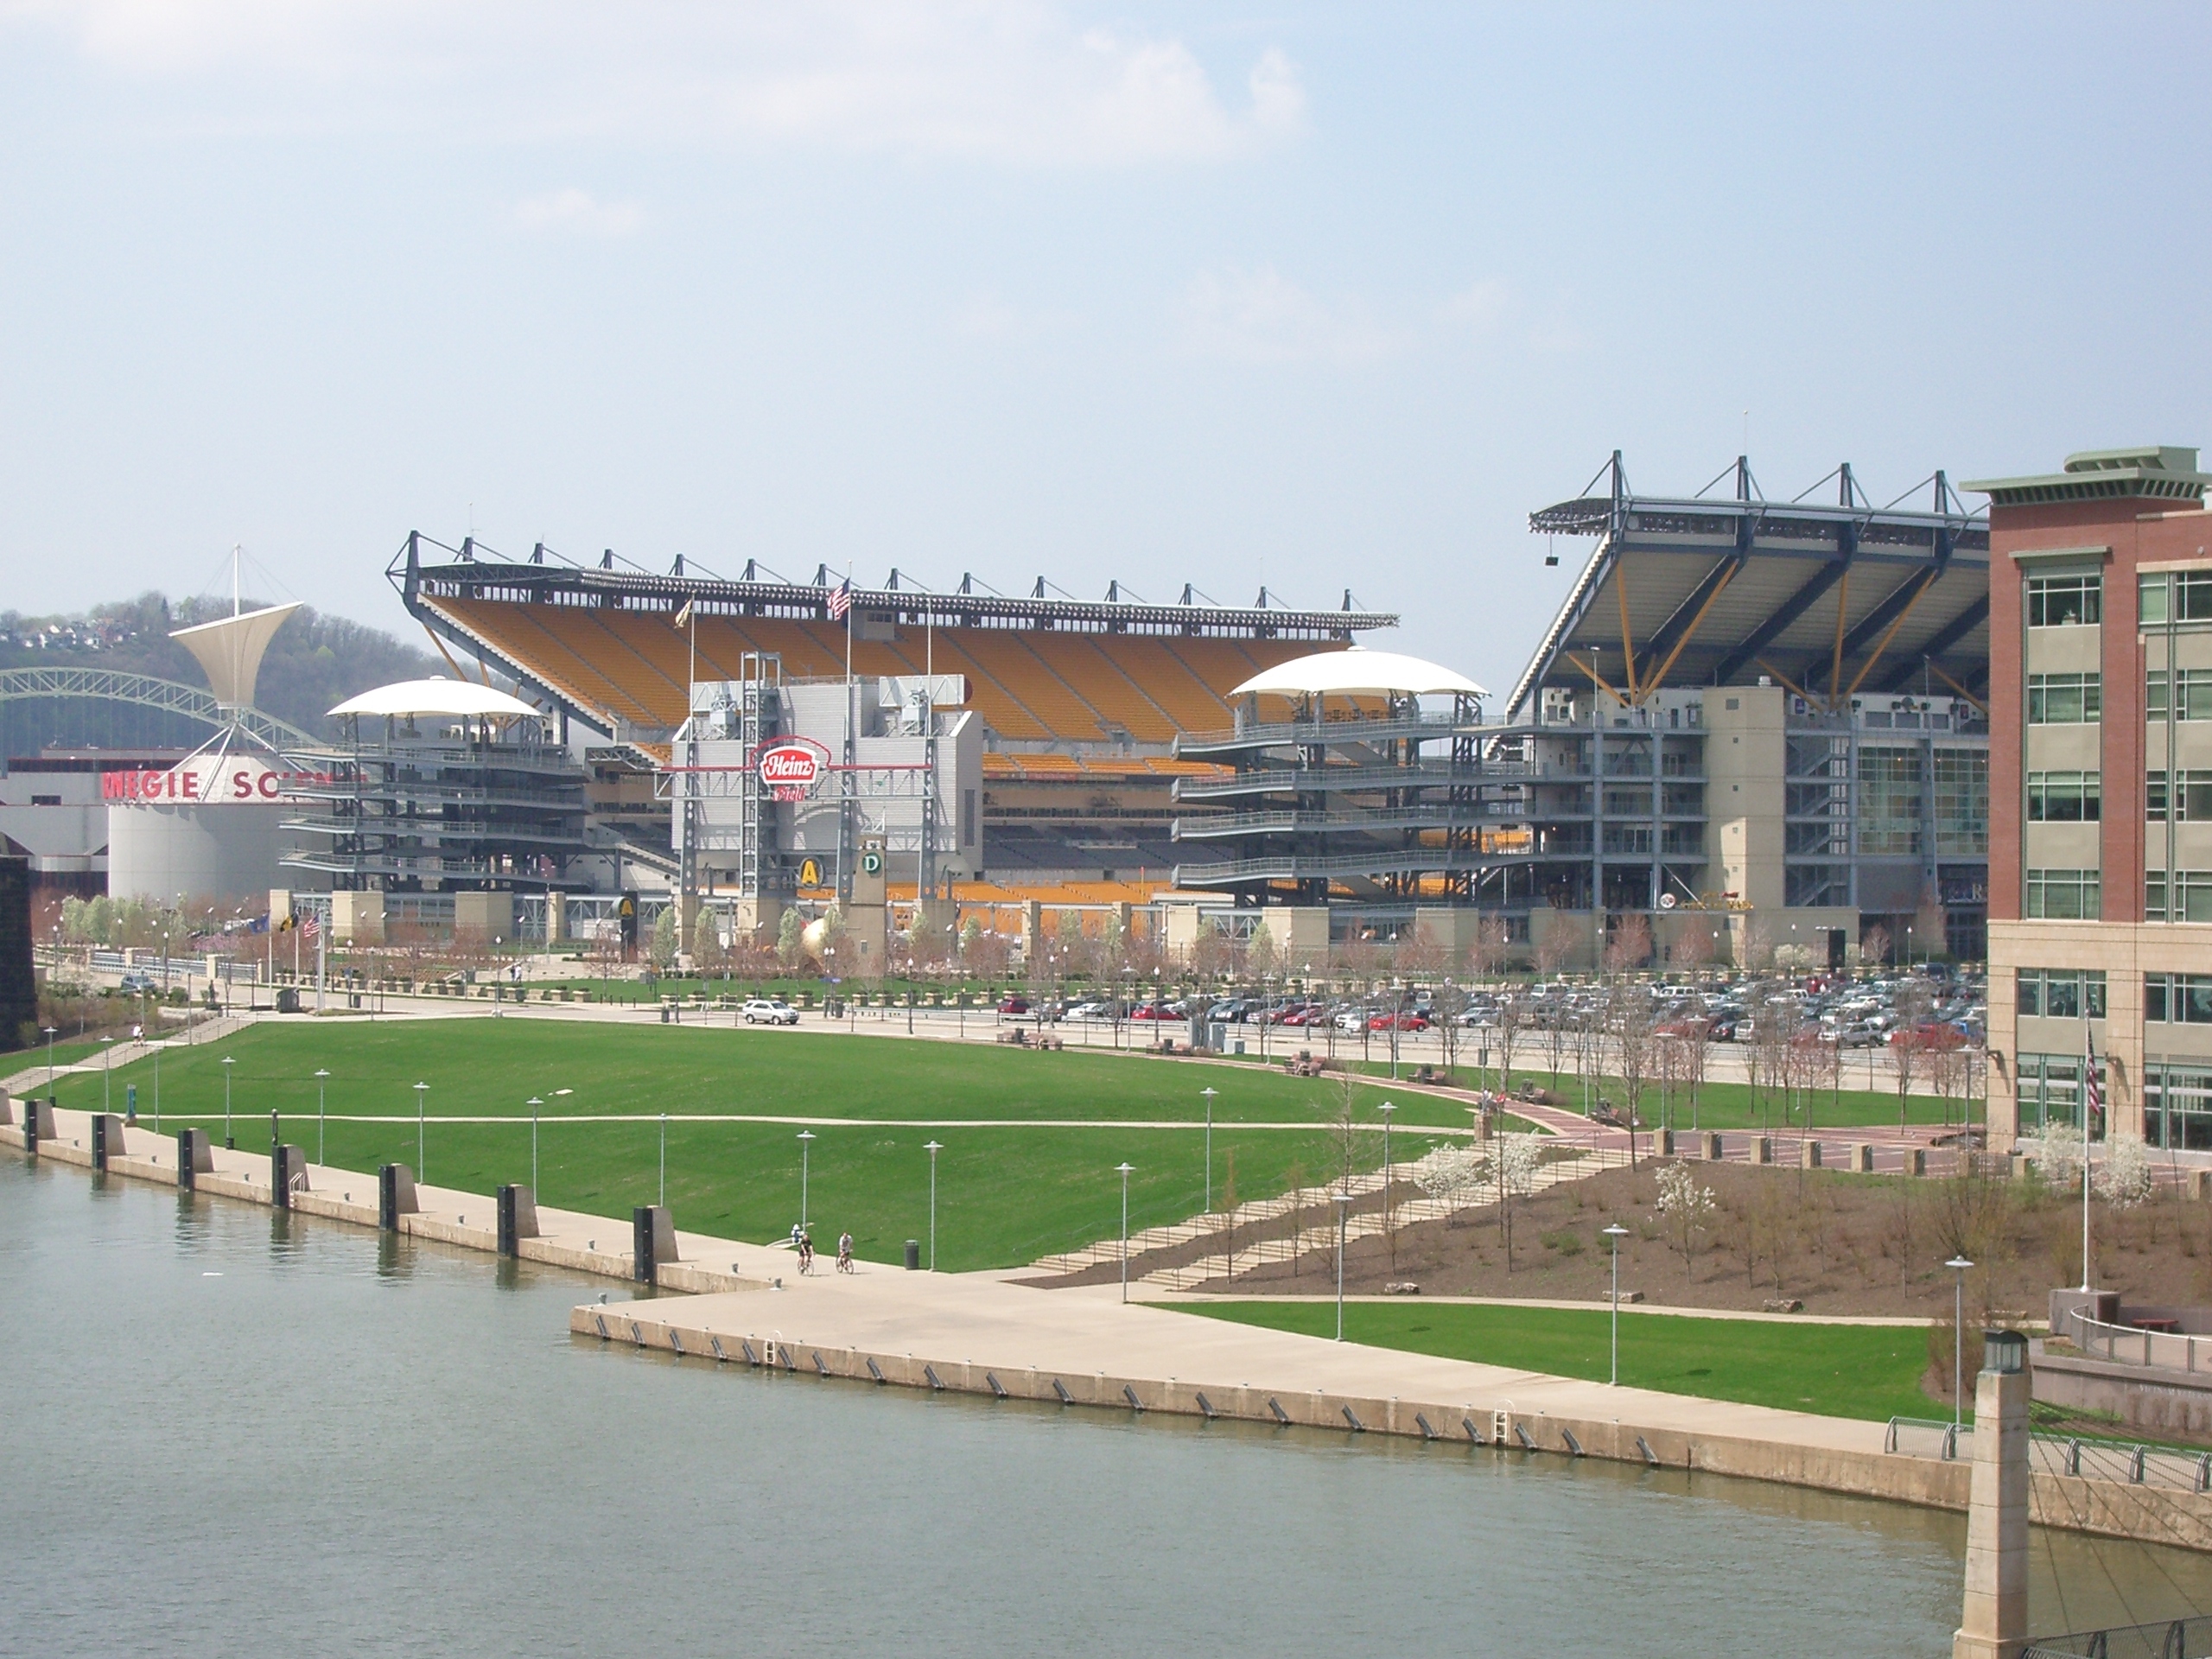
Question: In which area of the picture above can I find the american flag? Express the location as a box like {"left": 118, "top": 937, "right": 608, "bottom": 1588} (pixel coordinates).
{"left": 2083, "top": 1031, "right": 2102, "bottom": 1135}
{"left": 826, "top": 579, "right": 852, "bottom": 621}
{"left": 302, "top": 913, "right": 320, "bottom": 941}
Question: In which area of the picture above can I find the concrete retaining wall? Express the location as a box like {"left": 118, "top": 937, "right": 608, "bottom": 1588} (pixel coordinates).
{"left": 569, "top": 1301, "right": 2212, "bottom": 1554}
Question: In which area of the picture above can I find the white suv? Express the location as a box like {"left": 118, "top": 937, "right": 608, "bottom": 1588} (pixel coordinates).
{"left": 741, "top": 998, "right": 799, "bottom": 1026}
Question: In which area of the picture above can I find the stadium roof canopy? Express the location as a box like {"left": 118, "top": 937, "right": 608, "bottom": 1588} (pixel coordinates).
{"left": 1233, "top": 646, "right": 1486, "bottom": 700}
{"left": 389, "top": 531, "right": 1400, "bottom": 752}
{"left": 1505, "top": 453, "right": 1990, "bottom": 722}
{"left": 329, "top": 678, "right": 543, "bottom": 720}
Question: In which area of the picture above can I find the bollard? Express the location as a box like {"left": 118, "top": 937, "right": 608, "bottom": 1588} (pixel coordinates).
{"left": 2193, "top": 1169, "right": 2212, "bottom": 1203}
{"left": 92, "top": 1112, "right": 127, "bottom": 1170}
{"left": 632, "top": 1205, "right": 677, "bottom": 1281}
{"left": 23, "top": 1097, "right": 58, "bottom": 1153}
{"left": 1751, "top": 1136, "right": 1772, "bottom": 1166}
{"left": 176, "top": 1128, "right": 213, "bottom": 1190}
{"left": 1907, "top": 1147, "right": 1929, "bottom": 1177}
{"left": 905, "top": 1238, "right": 921, "bottom": 1271}
{"left": 497, "top": 1185, "right": 540, "bottom": 1256}
{"left": 1701, "top": 1132, "right": 1724, "bottom": 1161}
{"left": 272, "top": 1146, "right": 308, "bottom": 1208}
{"left": 1848, "top": 1143, "right": 1875, "bottom": 1174}
{"left": 1654, "top": 1128, "right": 1675, "bottom": 1157}
{"left": 379, "top": 1163, "right": 419, "bottom": 1231}
{"left": 1801, "top": 1141, "right": 1822, "bottom": 1170}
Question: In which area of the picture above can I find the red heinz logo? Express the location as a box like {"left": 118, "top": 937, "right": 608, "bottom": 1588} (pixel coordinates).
{"left": 757, "top": 740, "right": 827, "bottom": 795}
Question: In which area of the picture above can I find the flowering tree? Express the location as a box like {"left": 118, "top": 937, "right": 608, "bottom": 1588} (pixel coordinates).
{"left": 2024, "top": 1119, "right": 2086, "bottom": 1188}
{"left": 1495, "top": 1131, "right": 1545, "bottom": 1272}
{"left": 2094, "top": 1134, "right": 2153, "bottom": 1209}
{"left": 1654, "top": 1159, "right": 1715, "bottom": 1268}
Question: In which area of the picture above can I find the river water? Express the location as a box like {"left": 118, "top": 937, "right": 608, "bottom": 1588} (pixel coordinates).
{"left": 3, "top": 1158, "right": 2204, "bottom": 1658}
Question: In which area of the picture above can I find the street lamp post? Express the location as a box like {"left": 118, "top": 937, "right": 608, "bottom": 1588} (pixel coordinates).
{"left": 1378, "top": 1099, "right": 1396, "bottom": 1268}
{"left": 1116, "top": 1161, "right": 1135, "bottom": 1302}
{"left": 222, "top": 1055, "right": 235, "bottom": 1148}
{"left": 658, "top": 1111, "right": 668, "bottom": 1207}
{"left": 413, "top": 1081, "right": 428, "bottom": 1179}
{"left": 1603, "top": 1224, "right": 1630, "bottom": 1383}
{"left": 528, "top": 1097, "right": 543, "bottom": 1192}
{"left": 1946, "top": 1254, "right": 1974, "bottom": 1429}
{"left": 315, "top": 1068, "right": 330, "bottom": 1164}
{"left": 1200, "top": 1086, "right": 1217, "bottom": 1214}
{"left": 798, "top": 1129, "right": 816, "bottom": 1232}
{"left": 151, "top": 1041, "right": 162, "bottom": 1134}
{"left": 924, "top": 1140, "right": 943, "bottom": 1269}
{"left": 42, "top": 1025, "right": 56, "bottom": 1100}
{"left": 99, "top": 1035, "right": 113, "bottom": 1116}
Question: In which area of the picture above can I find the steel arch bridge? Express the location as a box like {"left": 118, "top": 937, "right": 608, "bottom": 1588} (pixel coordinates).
{"left": 0, "top": 667, "right": 321, "bottom": 751}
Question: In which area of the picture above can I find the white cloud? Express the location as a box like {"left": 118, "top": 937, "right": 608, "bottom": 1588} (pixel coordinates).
{"left": 950, "top": 290, "right": 1075, "bottom": 342}
{"left": 1177, "top": 266, "right": 1404, "bottom": 366}
{"left": 4, "top": 1, "right": 1307, "bottom": 164}
{"left": 513, "top": 188, "right": 645, "bottom": 238}
{"left": 1439, "top": 278, "right": 1510, "bottom": 333}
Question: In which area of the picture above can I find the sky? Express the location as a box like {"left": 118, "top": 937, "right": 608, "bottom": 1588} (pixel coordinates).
{"left": 2, "top": 2, "right": 2209, "bottom": 694}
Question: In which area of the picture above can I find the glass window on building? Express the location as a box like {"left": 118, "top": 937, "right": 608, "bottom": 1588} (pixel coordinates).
{"left": 2145, "top": 869, "right": 2212, "bottom": 922}
{"left": 2028, "top": 673, "right": 2102, "bottom": 723}
{"left": 2139, "top": 570, "right": 2212, "bottom": 625}
{"left": 2144, "top": 771, "right": 2212, "bottom": 820}
{"left": 2027, "top": 574, "right": 2101, "bottom": 627}
{"left": 2026, "top": 769, "right": 2099, "bottom": 823}
{"left": 2145, "top": 1064, "right": 2212, "bottom": 1152}
{"left": 2017, "top": 969, "right": 2107, "bottom": 1020}
{"left": 2146, "top": 668, "right": 2212, "bottom": 721}
{"left": 1934, "top": 750, "right": 1988, "bottom": 854}
{"left": 2144, "top": 973, "right": 2212, "bottom": 1024}
{"left": 1857, "top": 747, "right": 1922, "bottom": 855}
{"left": 2015, "top": 1052, "right": 2107, "bottom": 1140}
{"left": 2026, "top": 868, "right": 2100, "bottom": 918}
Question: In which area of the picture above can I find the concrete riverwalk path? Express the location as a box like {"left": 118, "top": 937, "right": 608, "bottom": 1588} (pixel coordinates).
{"left": 10, "top": 1094, "right": 2209, "bottom": 1555}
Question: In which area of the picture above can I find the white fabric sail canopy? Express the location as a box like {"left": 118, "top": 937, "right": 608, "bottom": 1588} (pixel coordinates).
{"left": 327, "top": 678, "right": 543, "bottom": 720}
{"left": 1230, "top": 645, "right": 1487, "bottom": 700}
{"left": 170, "top": 602, "right": 301, "bottom": 711}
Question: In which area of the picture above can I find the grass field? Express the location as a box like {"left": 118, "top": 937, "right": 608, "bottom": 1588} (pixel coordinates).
{"left": 1173, "top": 1300, "right": 1941, "bottom": 1422}
{"left": 35, "top": 1019, "right": 1450, "bottom": 1271}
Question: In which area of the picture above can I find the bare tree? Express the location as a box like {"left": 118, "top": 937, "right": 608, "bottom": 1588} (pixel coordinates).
{"left": 1671, "top": 916, "right": 1717, "bottom": 983}
{"left": 1471, "top": 913, "right": 1510, "bottom": 985}
{"left": 1859, "top": 922, "right": 1891, "bottom": 971}
{"left": 1891, "top": 979, "right": 1936, "bottom": 1128}
{"left": 1605, "top": 912, "right": 1653, "bottom": 977}
{"left": 1493, "top": 985, "right": 1529, "bottom": 1100}
{"left": 1611, "top": 983, "right": 1657, "bottom": 1166}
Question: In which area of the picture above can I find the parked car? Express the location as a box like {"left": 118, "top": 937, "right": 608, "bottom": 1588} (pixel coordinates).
{"left": 118, "top": 972, "right": 159, "bottom": 995}
{"left": 1129, "top": 1002, "right": 1174, "bottom": 1021}
{"left": 741, "top": 998, "right": 800, "bottom": 1026}
{"left": 1368, "top": 1013, "right": 1430, "bottom": 1033}
{"left": 996, "top": 995, "right": 1030, "bottom": 1015}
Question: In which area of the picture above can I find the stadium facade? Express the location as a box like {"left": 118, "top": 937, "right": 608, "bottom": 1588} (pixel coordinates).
{"left": 221, "top": 460, "right": 2001, "bottom": 966}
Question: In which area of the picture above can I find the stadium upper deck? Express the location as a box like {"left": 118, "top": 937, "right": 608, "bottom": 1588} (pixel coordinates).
{"left": 393, "top": 534, "right": 1395, "bottom": 756}
{"left": 1509, "top": 453, "right": 1991, "bottom": 721}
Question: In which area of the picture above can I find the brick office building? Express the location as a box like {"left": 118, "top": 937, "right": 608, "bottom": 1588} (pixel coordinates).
{"left": 1971, "top": 445, "right": 2212, "bottom": 1154}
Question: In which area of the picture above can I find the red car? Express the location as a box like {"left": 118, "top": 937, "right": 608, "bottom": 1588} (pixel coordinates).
{"left": 1891, "top": 1022, "right": 1967, "bottom": 1050}
{"left": 1368, "top": 1013, "right": 1431, "bottom": 1033}
{"left": 1129, "top": 1003, "right": 1173, "bottom": 1021}
{"left": 997, "top": 995, "right": 1030, "bottom": 1014}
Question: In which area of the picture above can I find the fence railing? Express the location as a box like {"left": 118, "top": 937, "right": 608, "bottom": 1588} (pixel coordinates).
{"left": 2057, "top": 1307, "right": 2212, "bottom": 1376}
{"left": 1885, "top": 1416, "right": 2212, "bottom": 1495}
{"left": 2023, "top": 1612, "right": 2212, "bottom": 1658}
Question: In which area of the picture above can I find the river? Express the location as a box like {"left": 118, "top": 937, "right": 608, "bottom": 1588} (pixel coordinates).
{"left": 3, "top": 1157, "right": 2202, "bottom": 1657}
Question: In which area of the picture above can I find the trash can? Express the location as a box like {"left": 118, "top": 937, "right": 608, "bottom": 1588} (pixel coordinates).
{"left": 904, "top": 1239, "right": 921, "bottom": 1271}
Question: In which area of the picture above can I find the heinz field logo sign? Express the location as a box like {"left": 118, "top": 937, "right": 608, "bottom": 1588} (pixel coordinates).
{"left": 756, "top": 738, "right": 830, "bottom": 802}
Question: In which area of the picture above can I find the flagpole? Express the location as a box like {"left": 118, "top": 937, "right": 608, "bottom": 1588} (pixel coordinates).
{"left": 2081, "top": 1019, "right": 2094, "bottom": 1293}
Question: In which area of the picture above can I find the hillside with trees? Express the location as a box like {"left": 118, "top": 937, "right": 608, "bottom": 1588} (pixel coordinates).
{"left": 0, "top": 593, "right": 441, "bottom": 755}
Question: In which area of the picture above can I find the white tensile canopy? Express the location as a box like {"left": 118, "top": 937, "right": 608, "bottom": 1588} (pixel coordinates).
{"left": 170, "top": 602, "right": 301, "bottom": 711}
{"left": 327, "top": 677, "right": 543, "bottom": 720}
{"left": 1230, "top": 645, "right": 1487, "bottom": 700}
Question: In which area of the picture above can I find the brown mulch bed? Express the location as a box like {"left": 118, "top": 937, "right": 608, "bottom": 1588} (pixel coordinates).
{"left": 1187, "top": 1160, "right": 2212, "bottom": 1322}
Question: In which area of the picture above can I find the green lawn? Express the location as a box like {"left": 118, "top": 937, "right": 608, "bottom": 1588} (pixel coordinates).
{"left": 42, "top": 1020, "right": 1445, "bottom": 1271}
{"left": 1173, "top": 1300, "right": 1940, "bottom": 1422}
{"left": 1480, "top": 1067, "right": 1973, "bottom": 1133}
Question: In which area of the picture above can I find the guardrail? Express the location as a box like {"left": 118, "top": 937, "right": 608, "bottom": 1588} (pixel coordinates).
{"left": 2024, "top": 1612, "right": 2212, "bottom": 1658}
{"left": 1885, "top": 1415, "right": 2212, "bottom": 1495}
{"left": 2058, "top": 1307, "right": 2212, "bottom": 1376}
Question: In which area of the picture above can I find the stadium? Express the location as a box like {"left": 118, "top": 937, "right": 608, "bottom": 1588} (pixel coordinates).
{"left": 371, "top": 448, "right": 1993, "bottom": 967}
